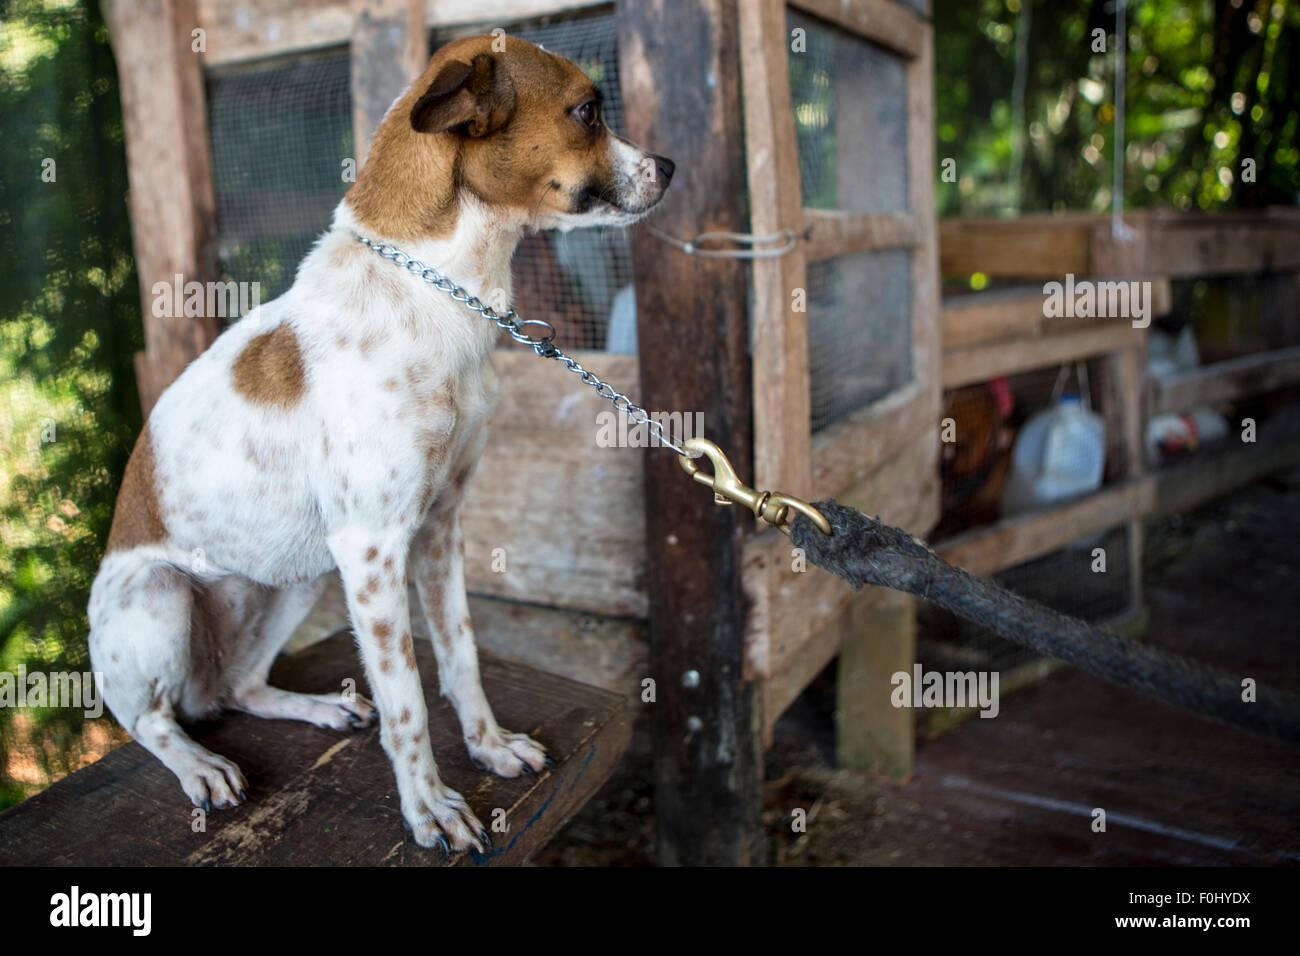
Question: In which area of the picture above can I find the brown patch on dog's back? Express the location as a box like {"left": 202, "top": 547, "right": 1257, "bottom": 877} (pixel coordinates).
{"left": 233, "top": 324, "right": 306, "bottom": 408}
{"left": 106, "top": 425, "right": 167, "bottom": 553}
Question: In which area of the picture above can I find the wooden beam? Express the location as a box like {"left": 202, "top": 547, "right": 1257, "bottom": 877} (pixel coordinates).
{"left": 789, "top": 0, "right": 925, "bottom": 58}
{"left": 105, "top": 0, "right": 221, "bottom": 415}
{"left": 943, "top": 323, "right": 1142, "bottom": 388}
{"left": 940, "top": 210, "right": 1300, "bottom": 279}
{"left": 1154, "top": 428, "right": 1300, "bottom": 518}
{"left": 836, "top": 592, "right": 915, "bottom": 778}
{"left": 619, "top": 0, "right": 763, "bottom": 866}
{"left": 803, "top": 209, "right": 920, "bottom": 261}
{"left": 0, "top": 634, "right": 632, "bottom": 866}
{"left": 196, "top": 0, "right": 356, "bottom": 65}
{"left": 352, "top": 0, "right": 427, "bottom": 167}
{"left": 936, "top": 476, "right": 1156, "bottom": 579}
{"left": 1149, "top": 346, "right": 1300, "bottom": 417}
{"left": 741, "top": 0, "right": 812, "bottom": 501}
{"left": 461, "top": 352, "right": 647, "bottom": 618}
{"left": 810, "top": 380, "right": 930, "bottom": 498}
{"left": 427, "top": 0, "right": 603, "bottom": 26}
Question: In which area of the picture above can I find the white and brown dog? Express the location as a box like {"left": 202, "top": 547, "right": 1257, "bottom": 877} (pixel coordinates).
{"left": 88, "top": 35, "right": 673, "bottom": 853}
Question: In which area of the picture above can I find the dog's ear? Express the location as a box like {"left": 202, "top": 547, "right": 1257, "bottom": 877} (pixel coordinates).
{"left": 410, "top": 53, "right": 515, "bottom": 137}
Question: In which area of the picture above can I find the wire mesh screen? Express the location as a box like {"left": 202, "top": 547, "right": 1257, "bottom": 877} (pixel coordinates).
{"left": 787, "top": 8, "right": 909, "bottom": 213}
{"left": 432, "top": 9, "right": 634, "bottom": 352}
{"left": 918, "top": 524, "right": 1133, "bottom": 677}
{"left": 807, "top": 250, "right": 913, "bottom": 432}
{"left": 207, "top": 50, "right": 354, "bottom": 308}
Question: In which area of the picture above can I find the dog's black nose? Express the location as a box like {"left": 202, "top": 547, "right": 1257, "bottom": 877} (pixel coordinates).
{"left": 654, "top": 154, "right": 676, "bottom": 185}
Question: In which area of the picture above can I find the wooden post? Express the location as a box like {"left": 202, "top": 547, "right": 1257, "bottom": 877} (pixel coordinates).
{"left": 103, "top": 0, "right": 220, "bottom": 415}
{"left": 836, "top": 591, "right": 914, "bottom": 778}
{"left": 351, "top": 0, "right": 428, "bottom": 166}
{"left": 618, "top": 0, "right": 764, "bottom": 865}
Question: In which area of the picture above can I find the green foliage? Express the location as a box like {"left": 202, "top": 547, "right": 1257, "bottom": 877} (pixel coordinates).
{"left": 0, "top": 0, "right": 141, "bottom": 808}
{"left": 935, "top": 0, "right": 1300, "bottom": 216}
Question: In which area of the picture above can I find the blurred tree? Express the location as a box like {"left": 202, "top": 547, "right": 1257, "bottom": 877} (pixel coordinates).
{"left": 935, "top": 0, "right": 1299, "bottom": 217}
{"left": 0, "top": 0, "right": 141, "bottom": 808}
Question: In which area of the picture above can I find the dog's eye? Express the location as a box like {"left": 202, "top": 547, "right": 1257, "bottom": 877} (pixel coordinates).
{"left": 574, "top": 101, "right": 599, "bottom": 129}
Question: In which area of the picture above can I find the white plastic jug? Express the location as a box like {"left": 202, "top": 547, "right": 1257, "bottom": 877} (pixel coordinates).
{"left": 999, "top": 394, "right": 1106, "bottom": 517}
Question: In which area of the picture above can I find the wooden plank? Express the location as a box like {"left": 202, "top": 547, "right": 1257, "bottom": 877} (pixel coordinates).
{"left": 427, "top": 0, "right": 604, "bottom": 27}
{"left": 288, "top": 572, "right": 648, "bottom": 699}
{"left": 460, "top": 351, "right": 646, "bottom": 618}
{"left": 941, "top": 210, "right": 1300, "bottom": 279}
{"left": 618, "top": 0, "right": 763, "bottom": 866}
{"left": 940, "top": 216, "right": 1092, "bottom": 279}
{"left": 1090, "top": 214, "right": 1300, "bottom": 278}
{"left": 936, "top": 475, "right": 1156, "bottom": 579}
{"left": 943, "top": 323, "right": 1142, "bottom": 388}
{"left": 904, "top": 16, "right": 943, "bottom": 475}
{"left": 0, "top": 634, "right": 632, "bottom": 866}
{"left": 810, "top": 380, "right": 930, "bottom": 498}
{"left": 1149, "top": 346, "right": 1300, "bottom": 417}
{"left": 789, "top": 0, "right": 925, "bottom": 59}
{"left": 804, "top": 209, "right": 920, "bottom": 260}
{"left": 741, "top": 0, "right": 812, "bottom": 501}
{"left": 942, "top": 280, "right": 1170, "bottom": 350}
{"left": 941, "top": 286, "right": 1046, "bottom": 349}
{"left": 836, "top": 592, "right": 915, "bottom": 778}
{"left": 352, "top": 0, "right": 427, "bottom": 166}
{"left": 196, "top": 0, "right": 357, "bottom": 65}
{"left": 1154, "top": 428, "right": 1300, "bottom": 518}
{"left": 197, "top": 0, "right": 607, "bottom": 65}
{"left": 105, "top": 0, "right": 221, "bottom": 414}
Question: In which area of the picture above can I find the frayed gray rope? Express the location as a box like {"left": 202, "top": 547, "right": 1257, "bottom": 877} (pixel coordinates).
{"left": 791, "top": 500, "right": 1300, "bottom": 747}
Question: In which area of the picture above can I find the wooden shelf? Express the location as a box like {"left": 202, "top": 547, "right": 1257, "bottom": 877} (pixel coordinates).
{"left": 1149, "top": 345, "right": 1300, "bottom": 417}
{"left": 0, "top": 633, "right": 632, "bottom": 866}
{"left": 935, "top": 476, "right": 1156, "bottom": 579}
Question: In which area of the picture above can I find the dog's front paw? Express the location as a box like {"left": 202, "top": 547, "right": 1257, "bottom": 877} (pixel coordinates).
{"left": 404, "top": 779, "right": 489, "bottom": 855}
{"left": 468, "top": 728, "right": 550, "bottom": 777}
{"left": 179, "top": 751, "right": 248, "bottom": 811}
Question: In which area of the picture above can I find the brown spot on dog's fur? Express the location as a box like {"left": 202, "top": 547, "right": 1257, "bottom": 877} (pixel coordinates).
{"left": 380, "top": 657, "right": 393, "bottom": 675}
{"left": 400, "top": 632, "right": 417, "bottom": 670}
{"left": 366, "top": 575, "right": 380, "bottom": 594}
{"left": 383, "top": 556, "right": 395, "bottom": 572}
{"left": 365, "top": 547, "right": 378, "bottom": 562}
{"left": 106, "top": 425, "right": 167, "bottom": 552}
{"left": 399, "top": 707, "right": 411, "bottom": 725}
{"left": 373, "top": 620, "right": 392, "bottom": 640}
{"left": 233, "top": 324, "right": 306, "bottom": 408}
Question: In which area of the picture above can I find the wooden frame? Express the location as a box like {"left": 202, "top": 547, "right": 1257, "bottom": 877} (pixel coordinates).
{"left": 741, "top": 0, "right": 941, "bottom": 753}
{"left": 940, "top": 209, "right": 1300, "bottom": 279}
{"left": 105, "top": 0, "right": 222, "bottom": 415}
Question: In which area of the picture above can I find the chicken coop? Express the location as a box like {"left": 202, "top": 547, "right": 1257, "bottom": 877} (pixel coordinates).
{"left": 4, "top": 0, "right": 1296, "bottom": 868}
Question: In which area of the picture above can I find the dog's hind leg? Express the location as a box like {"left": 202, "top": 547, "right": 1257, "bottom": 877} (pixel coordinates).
{"left": 225, "top": 575, "right": 376, "bottom": 730}
{"left": 88, "top": 558, "right": 248, "bottom": 809}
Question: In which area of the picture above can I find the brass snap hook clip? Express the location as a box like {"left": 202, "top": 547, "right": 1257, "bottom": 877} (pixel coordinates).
{"left": 678, "top": 437, "right": 831, "bottom": 537}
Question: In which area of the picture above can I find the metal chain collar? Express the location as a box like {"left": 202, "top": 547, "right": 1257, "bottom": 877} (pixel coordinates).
{"left": 353, "top": 232, "right": 687, "bottom": 455}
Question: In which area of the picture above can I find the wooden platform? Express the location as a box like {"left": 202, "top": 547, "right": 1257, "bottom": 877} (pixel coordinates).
{"left": 0, "top": 633, "right": 633, "bottom": 866}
